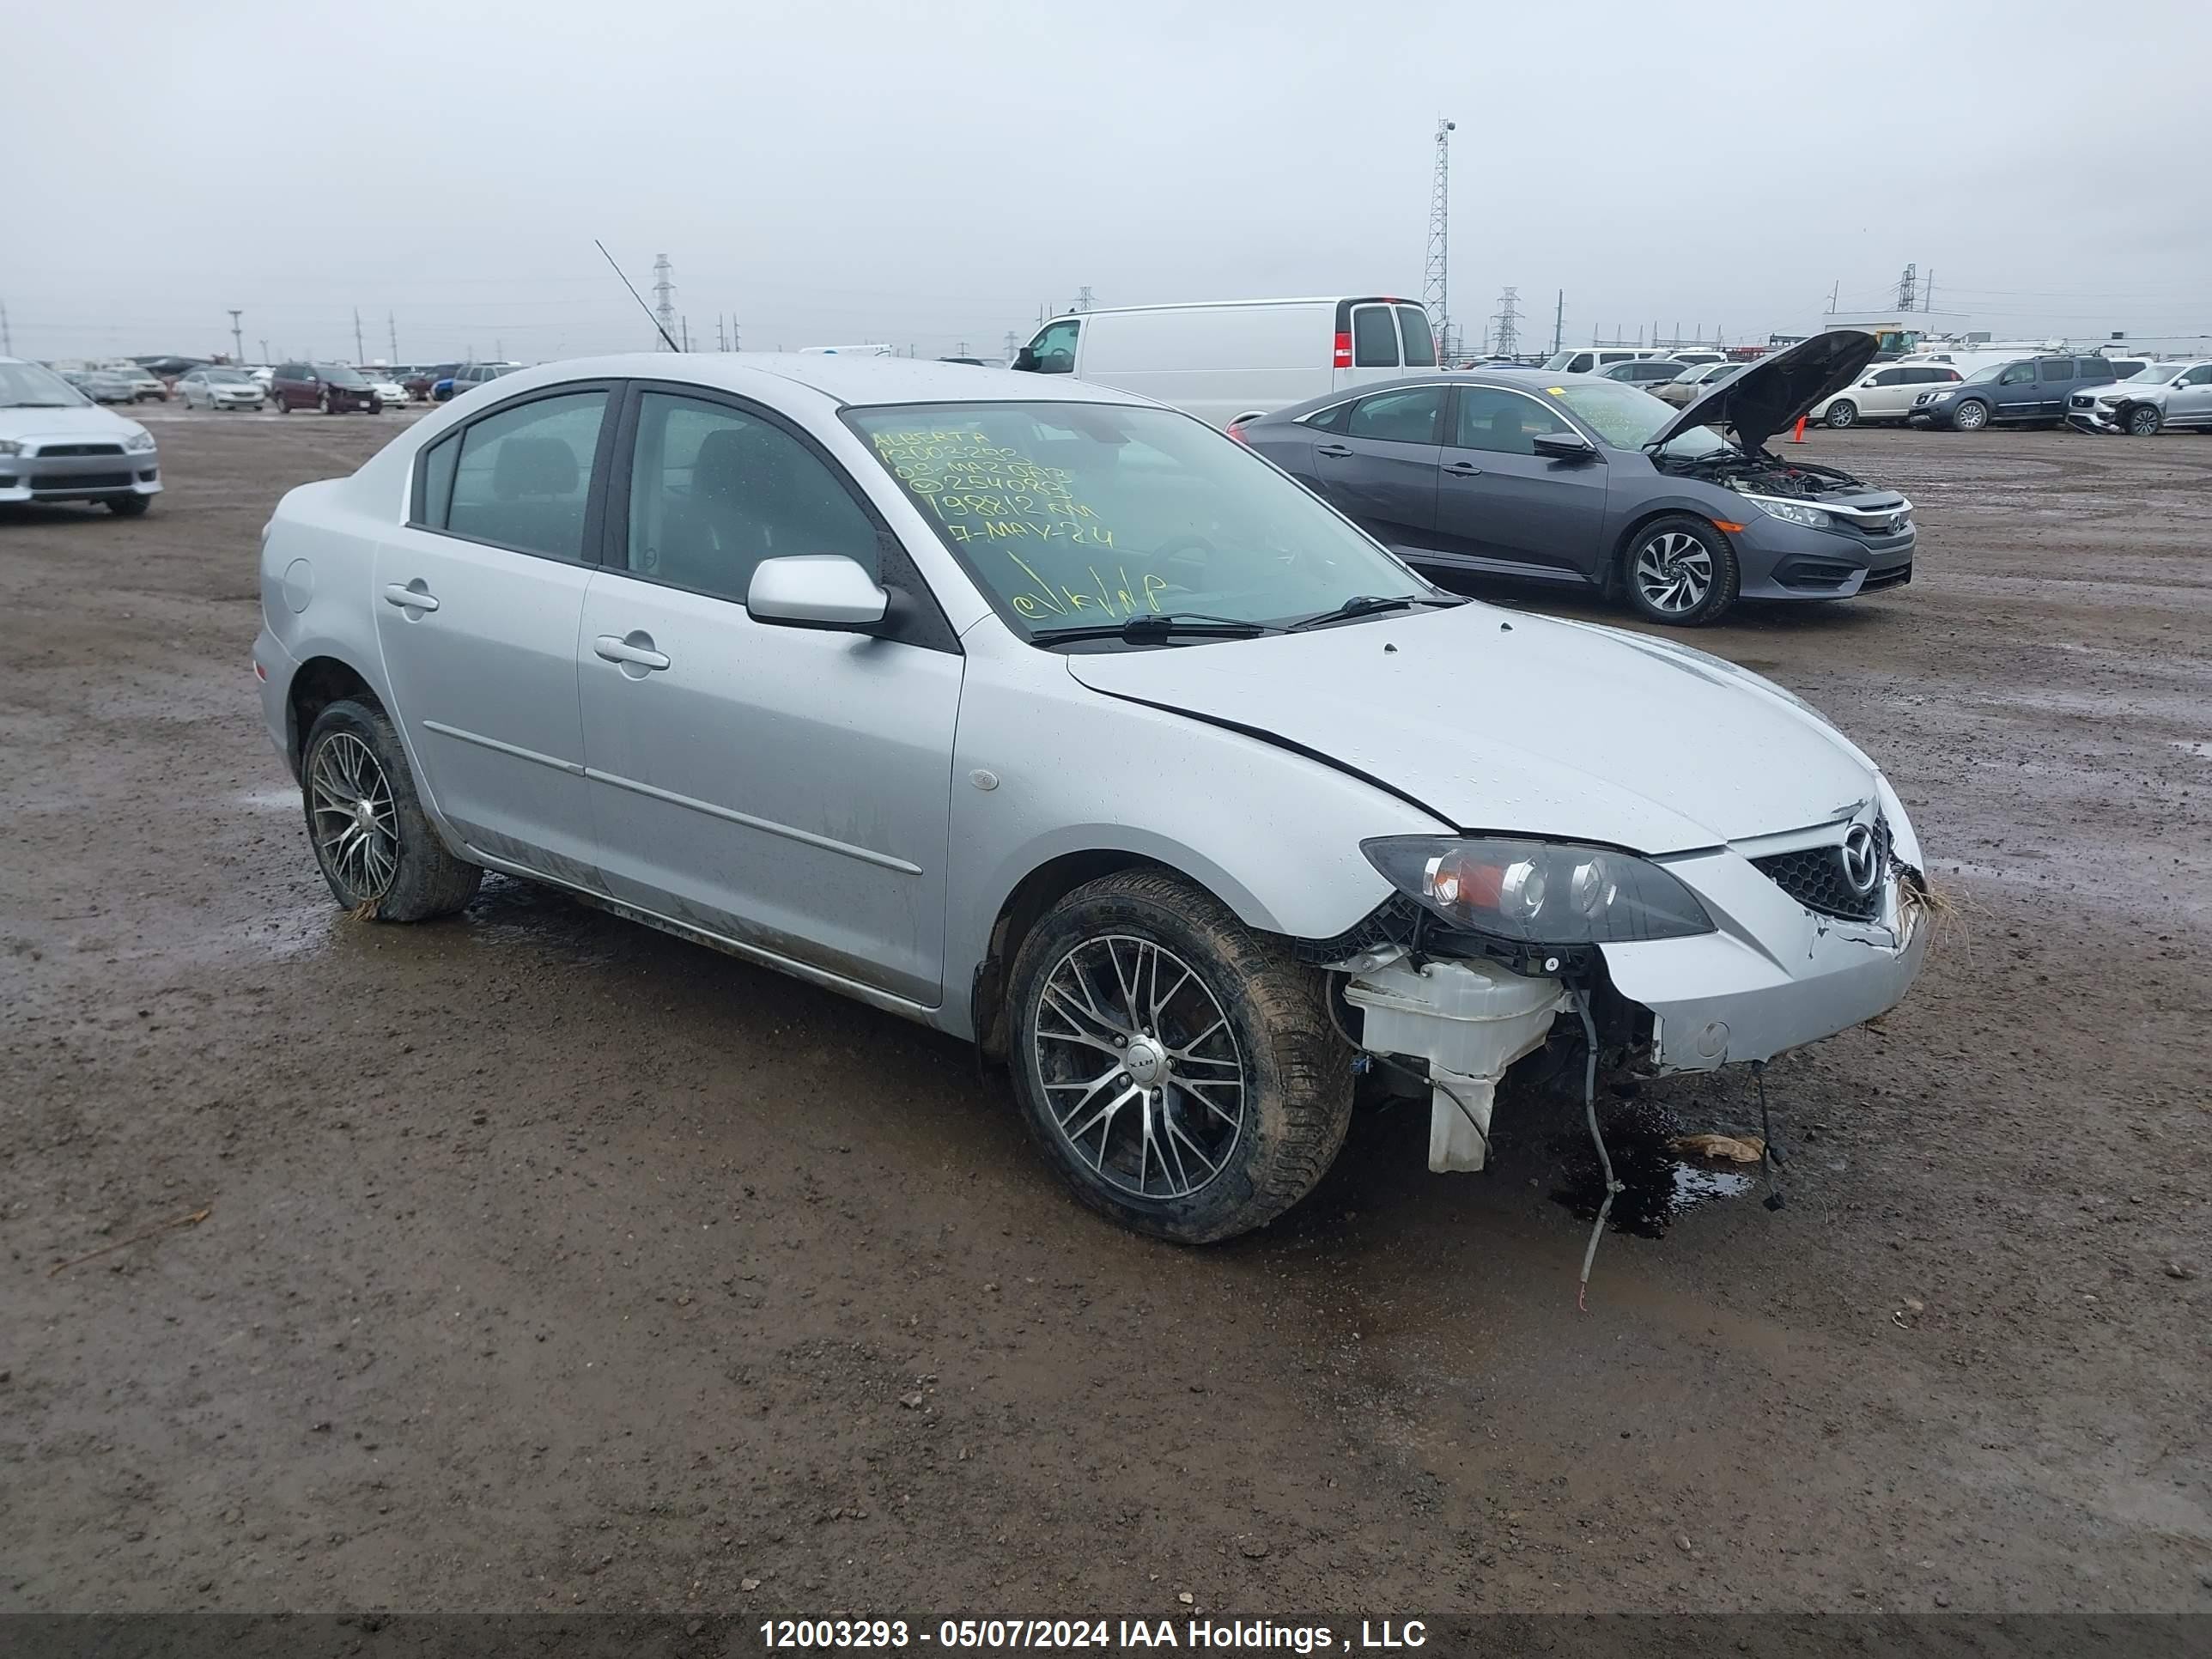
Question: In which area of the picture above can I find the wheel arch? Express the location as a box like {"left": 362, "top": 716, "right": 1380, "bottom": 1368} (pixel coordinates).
{"left": 286, "top": 653, "right": 381, "bottom": 765}
{"left": 1608, "top": 501, "right": 1727, "bottom": 593}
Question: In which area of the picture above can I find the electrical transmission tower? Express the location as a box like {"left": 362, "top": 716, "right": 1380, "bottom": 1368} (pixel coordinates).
{"left": 1490, "top": 287, "right": 1522, "bottom": 359}
{"left": 1896, "top": 263, "right": 1917, "bottom": 311}
{"left": 1424, "top": 118, "right": 1455, "bottom": 356}
{"left": 1551, "top": 289, "right": 1565, "bottom": 356}
{"left": 1074, "top": 285, "right": 1095, "bottom": 313}
{"left": 1003, "top": 330, "right": 1018, "bottom": 359}
{"left": 652, "top": 253, "right": 678, "bottom": 349}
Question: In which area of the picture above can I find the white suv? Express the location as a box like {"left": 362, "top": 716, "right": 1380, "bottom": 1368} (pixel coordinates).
{"left": 1811, "top": 362, "right": 1964, "bottom": 428}
{"left": 2063, "top": 361, "right": 2212, "bottom": 436}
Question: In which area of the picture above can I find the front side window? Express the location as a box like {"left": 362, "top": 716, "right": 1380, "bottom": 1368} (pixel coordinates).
{"left": 1395, "top": 307, "right": 1437, "bottom": 368}
{"left": 1998, "top": 363, "right": 2034, "bottom": 386}
{"left": 1026, "top": 319, "right": 1079, "bottom": 374}
{"left": 1347, "top": 386, "right": 1444, "bottom": 444}
{"left": 1351, "top": 306, "right": 1399, "bottom": 368}
{"left": 845, "top": 401, "right": 1429, "bottom": 639}
{"left": 624, "top": 392, "right": 878, "bottom": 602}
{"left": 436, "top": 390, "right": 608, "bottom": 559}
{"left": 1455, "top": 386, "right": 1572, "bottom": 454}
{"left": 1869, "top": 368, "right": 1906, "bottom": 387}
{"left": 2185, "top": 365, "right": 2212, "bottom": 386}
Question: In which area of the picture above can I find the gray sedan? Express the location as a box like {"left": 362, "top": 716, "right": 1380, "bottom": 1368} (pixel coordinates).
{"left": 1235, "top": 331, "right": 1915, "bottom": 625}
{"left": 255, "top": 353, "right": 1927, "bottom": 1244}
{"left": 179, "top": 366, "right": 267, "bottom": 410}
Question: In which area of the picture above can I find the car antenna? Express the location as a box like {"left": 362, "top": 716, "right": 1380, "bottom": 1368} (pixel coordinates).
{"left": 593, "top": 239, "right": 681, "bottom": 353}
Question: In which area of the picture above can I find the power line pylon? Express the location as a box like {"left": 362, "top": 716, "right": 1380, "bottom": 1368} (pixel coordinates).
{"left": 1423, "top": 118, "right": 1455, "bottom": 356}
{"left": 652, "top": 254, "right": 678, "bottom": 350}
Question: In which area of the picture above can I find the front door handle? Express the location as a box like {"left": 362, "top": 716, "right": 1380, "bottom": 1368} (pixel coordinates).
{"left": 383, "top": 580, "right": 439, "bottom": 611}
{"left": 594, "top": 632, "right": 671, "bottom": 672}
{"left": 1316, "top": 443, "right": 1352, "bottom": 459}
{"left": 1443, "top": 460, "right": 1484, "bottom": 476}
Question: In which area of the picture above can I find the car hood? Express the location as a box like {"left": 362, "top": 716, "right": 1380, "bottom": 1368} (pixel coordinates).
{"left": 0, "top": 403, "right": 143, "bottom": 441}
{"left": 1062, "top": 604, "right": 1881, "bottom": 853}
{"left": 1650, "top": 329, "right": 1881, "bottom": 452}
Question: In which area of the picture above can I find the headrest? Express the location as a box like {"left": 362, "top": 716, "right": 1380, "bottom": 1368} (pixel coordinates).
{"left": 492, "top": 435, "right": 576, "bottom": 500}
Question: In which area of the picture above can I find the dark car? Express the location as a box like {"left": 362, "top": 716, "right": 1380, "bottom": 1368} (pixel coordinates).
{"left": 432, "top": 362, "right": 520, "bottom": 402}
{"left": 404, "top": 362, "right": 459, "bottom": 402}
{"left": 269, "top": 362, "right": 380, "bottom": 415}
{"left": 1908, "top": 355, "right": 2120, "bottom": 431}
{"left": 1234, "top": 330, "right": 1914, "bottom": 626}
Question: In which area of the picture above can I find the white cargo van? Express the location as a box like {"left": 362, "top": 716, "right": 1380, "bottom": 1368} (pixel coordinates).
{"left": 1011, "top": 296, "right": 1434, "bottom": 428}
{"left": 1540, "top": 345, "right": 1685, "bottom": 374}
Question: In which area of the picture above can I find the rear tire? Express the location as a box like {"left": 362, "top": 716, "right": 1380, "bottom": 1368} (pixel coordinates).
{"left": 1622, "top": 514, "right": 1739, "bottom": 626}
{"left": 301, "top": 698, "right": 482, "bottom": 922}
{"left": 1006, "top": 868, "right": 1352, "bottom": 1243}
{"left": 1824, "top": 399, "right": 1858, "bottom": 429}
{"left": 2124, "top": 404, "right": 2162, "bottom": 437}
{"left": 1950, "top": 398, "right": 1990, "bottom": 431}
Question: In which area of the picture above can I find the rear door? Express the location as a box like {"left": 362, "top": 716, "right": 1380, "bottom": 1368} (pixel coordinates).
{"left": 2033, "top": 357, "right": 2075, "bottom": 419}
{"left": 1429, "top": 384, "right": 1610, "bottom": 582}
{"left": 1310, "top": 384, "right": 1444, "bottom": 552}
{"left": 574, "top": 384, "right": 963, "bottom": 1006}
{"left": 372, "top": 381, "right": 616, "bottom": 884}
{"left": 1336, "top": 302, "right": 1403, "bottom": 392}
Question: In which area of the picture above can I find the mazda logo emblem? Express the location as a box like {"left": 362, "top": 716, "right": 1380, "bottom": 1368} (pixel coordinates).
{"left": 1841, "top": 823, "right": 1881, "bottom": 895}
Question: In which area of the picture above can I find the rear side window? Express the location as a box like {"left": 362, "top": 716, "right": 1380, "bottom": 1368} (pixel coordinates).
{"left": 1305, "top": 401, "right": 1353, "bottom": 434}
{"left": 2038, "top": 360, "right": 2074, "bottom": 383}
{"left": 1351, "top": 307, "right": 1400, "bottom": 368}
{"left": 430, "top": 390, "right": 608, "bottom": 560}
{"left": 1346, "top": 386, "right": 1443, "bottom": 444}
{"left": 2075, "top": 358, "right": 2110, "bottom": 379}
{"left": 1395, "top": 307, "right": 1437, "bottom": 368}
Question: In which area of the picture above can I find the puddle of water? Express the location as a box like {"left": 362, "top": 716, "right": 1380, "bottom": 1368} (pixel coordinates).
{"left": 1547, "top": 1095, "right": 1762, "bottom": 1239}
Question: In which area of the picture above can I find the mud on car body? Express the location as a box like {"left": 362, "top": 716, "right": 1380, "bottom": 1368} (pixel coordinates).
{"left": 254, "top": 352, "right": 1929, "bottom": 1245}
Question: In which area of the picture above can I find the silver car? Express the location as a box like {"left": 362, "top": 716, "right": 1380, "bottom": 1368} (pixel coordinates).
{"left": 1, "top": 356, "right": 162, "bottom": 514}
{"left": 255, "top": 356, "right": 1929, "bottom": 1243}
{"left": 179, "top": 366, "right": 267, "bottom": 410}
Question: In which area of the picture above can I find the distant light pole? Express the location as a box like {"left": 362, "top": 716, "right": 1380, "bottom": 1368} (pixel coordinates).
{"left": 228, "top": 309, "right": 245, "bottom": 365}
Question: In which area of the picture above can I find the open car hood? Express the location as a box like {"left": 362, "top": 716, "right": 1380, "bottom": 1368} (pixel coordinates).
{"left": 1062, "top": 604, "right": 1881, "bottom": 854}
{"left": 1649, "top": 329, "right": 1880, "bottom": 452}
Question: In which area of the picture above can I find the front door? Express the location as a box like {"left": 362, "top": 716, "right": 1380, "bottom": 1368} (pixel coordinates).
{"left": 1427, "top": 385, "right": 1611, "bottom": 582}
{"left": 574, "top": 386, "right": 962, "bottom": 1006}
{"left": 1310, "top": 384, "right": 1444, "bottom": 555}
{"left": 372, "top": 383, "right": 615, "bottom": 886}
{"left": 2169, "top": 363, "right": 2212, "bottom": 428}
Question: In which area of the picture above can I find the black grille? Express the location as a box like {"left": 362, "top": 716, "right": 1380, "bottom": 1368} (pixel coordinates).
{"left": 1862, "top": 562, "right": 1913, "bottom": 591}
{"left": 34, "top": 443, "right": 124, "bottom": 459}
{"left": 32, "top": 471, "right": 131, "bottom": 490}
{"left": 1753, "top": 820, "right": 1891, "bottom": 921}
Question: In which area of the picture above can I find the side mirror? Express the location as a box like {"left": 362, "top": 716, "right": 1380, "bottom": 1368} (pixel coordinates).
{"left": 1011, "top": 346, "right": 1038, "bottom": 373}
{"left": 1532, "top": 431, "right": 1599, "bottom": 463}
{"left": 747, "top": 555, "right": 891, "bottom": 635}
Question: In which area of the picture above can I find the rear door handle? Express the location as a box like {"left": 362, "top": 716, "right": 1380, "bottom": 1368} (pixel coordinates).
{"left": 1443, "top": 460, "right": 1484, "bottom": 476}
{"left": 382, "top": 581, "right": 439, "bottom": 611}
{"left": 1316, "top": 444, "right": 1352, "bottom": 459}
{"left": 594, "top": 633, "right": 671, "bottom": 672}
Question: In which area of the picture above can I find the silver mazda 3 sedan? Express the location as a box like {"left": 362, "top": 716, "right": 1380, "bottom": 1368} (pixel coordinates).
{"left": 255, "top": 355, "right": 1929, "bottom": 1243}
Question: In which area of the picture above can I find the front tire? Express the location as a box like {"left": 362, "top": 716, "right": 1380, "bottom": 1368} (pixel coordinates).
{"left": 2124, "top": 404, "right": 2162, "bottom": 437}
{"left": 1950, "top": 398, "right": 1990, "bottom": 431}
{"left": 1623, "top": 514, "right": 1739, "bottom": 626}
{"left": 318, "top": 391, "right": 333, "bottom": 415}
{"left": 301, "top": 698, "right": 482, "bottom": 921}
{"left": 1006, "top": 869, "right": 1352, "bottom": 1243}
{"left": 1824, "top": 398, "right": 1858, "bottom": 429}
{"left": 106, "top": 495, "right": 151, "bottom": 517}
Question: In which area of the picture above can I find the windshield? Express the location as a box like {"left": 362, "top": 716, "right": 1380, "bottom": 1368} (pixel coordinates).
{"left": 845, "top": 402, "right": 1434, "bottom": 640}
{"left": 320, "top": 365, "right": 368, "bottom": 388}
{"left": 1550, "top": 380, "right": 1731, "bottom": 458}
{"left": 0, "top": 362, "right": 91, "bottom": 407}
{"left": 205, "top": 368, "right": 252, "bottom": 384}
{"left": 2125, "top": 362, "right": 2184, "bottom": 382}
{"left": 1962, "top": 362, "right": 2013, "bottom": 384}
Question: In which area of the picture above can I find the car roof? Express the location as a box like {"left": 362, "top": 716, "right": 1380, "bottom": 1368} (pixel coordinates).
{"left": 478, "top": 352, "right": 1158, "bottom": 411}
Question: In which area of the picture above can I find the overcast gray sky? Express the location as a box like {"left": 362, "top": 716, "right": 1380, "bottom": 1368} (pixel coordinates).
{"left": 6, "top": 0, "right": 2208, "bottom": 364}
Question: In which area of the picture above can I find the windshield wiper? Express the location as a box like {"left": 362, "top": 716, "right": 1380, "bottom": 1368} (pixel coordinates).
{"left": 2, "top": 400, "right": 77, "bottom": 409}
{"left": 1033, "top": 610, "right": 1284, "bottom": 647}
{"left": 1285, "top": 593, "right": 1462, "bottom": 632}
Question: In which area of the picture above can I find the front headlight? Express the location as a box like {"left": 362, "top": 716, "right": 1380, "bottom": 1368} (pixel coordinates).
{"left": 0, "top": 439, "right": 21, "bottom": 457}
{"left": 1741, "top": 495, "right": 1832, "bottom": 530}
{"left": 122, "top": 430, "right": 156, "bottom": 453}
{"left": 1361, "top": 836, "right": 1714, "bottom": 947}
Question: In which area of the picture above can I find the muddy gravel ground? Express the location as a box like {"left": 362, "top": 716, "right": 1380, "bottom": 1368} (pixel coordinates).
{"left": 2, "top": 407, "right": 2207, "bottom": 1620}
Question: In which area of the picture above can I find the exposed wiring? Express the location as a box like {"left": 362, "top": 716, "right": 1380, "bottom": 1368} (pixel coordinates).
{"left": 1571, "top": 988, "right": 1619, "bottom": 1314}
{"left": 1753, "top": 1060, "right": 1787, "bottom": 1212}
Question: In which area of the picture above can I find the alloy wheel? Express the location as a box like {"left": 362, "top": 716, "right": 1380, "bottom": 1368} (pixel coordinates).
{"left": 1031, "top": 934, "right": 1247, "bottom": 1201}
{"left": 2127, "top": 407, "right": 2160, "bottom": 436}
{"left": 308, "top": 731, "right": 399, "bottom": 901}
{"left": 1954, "top": 401, "right": 1988, "bottom": 430}
{"left": 1633, "top": 531, "right": 1715, "bottom": 615}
